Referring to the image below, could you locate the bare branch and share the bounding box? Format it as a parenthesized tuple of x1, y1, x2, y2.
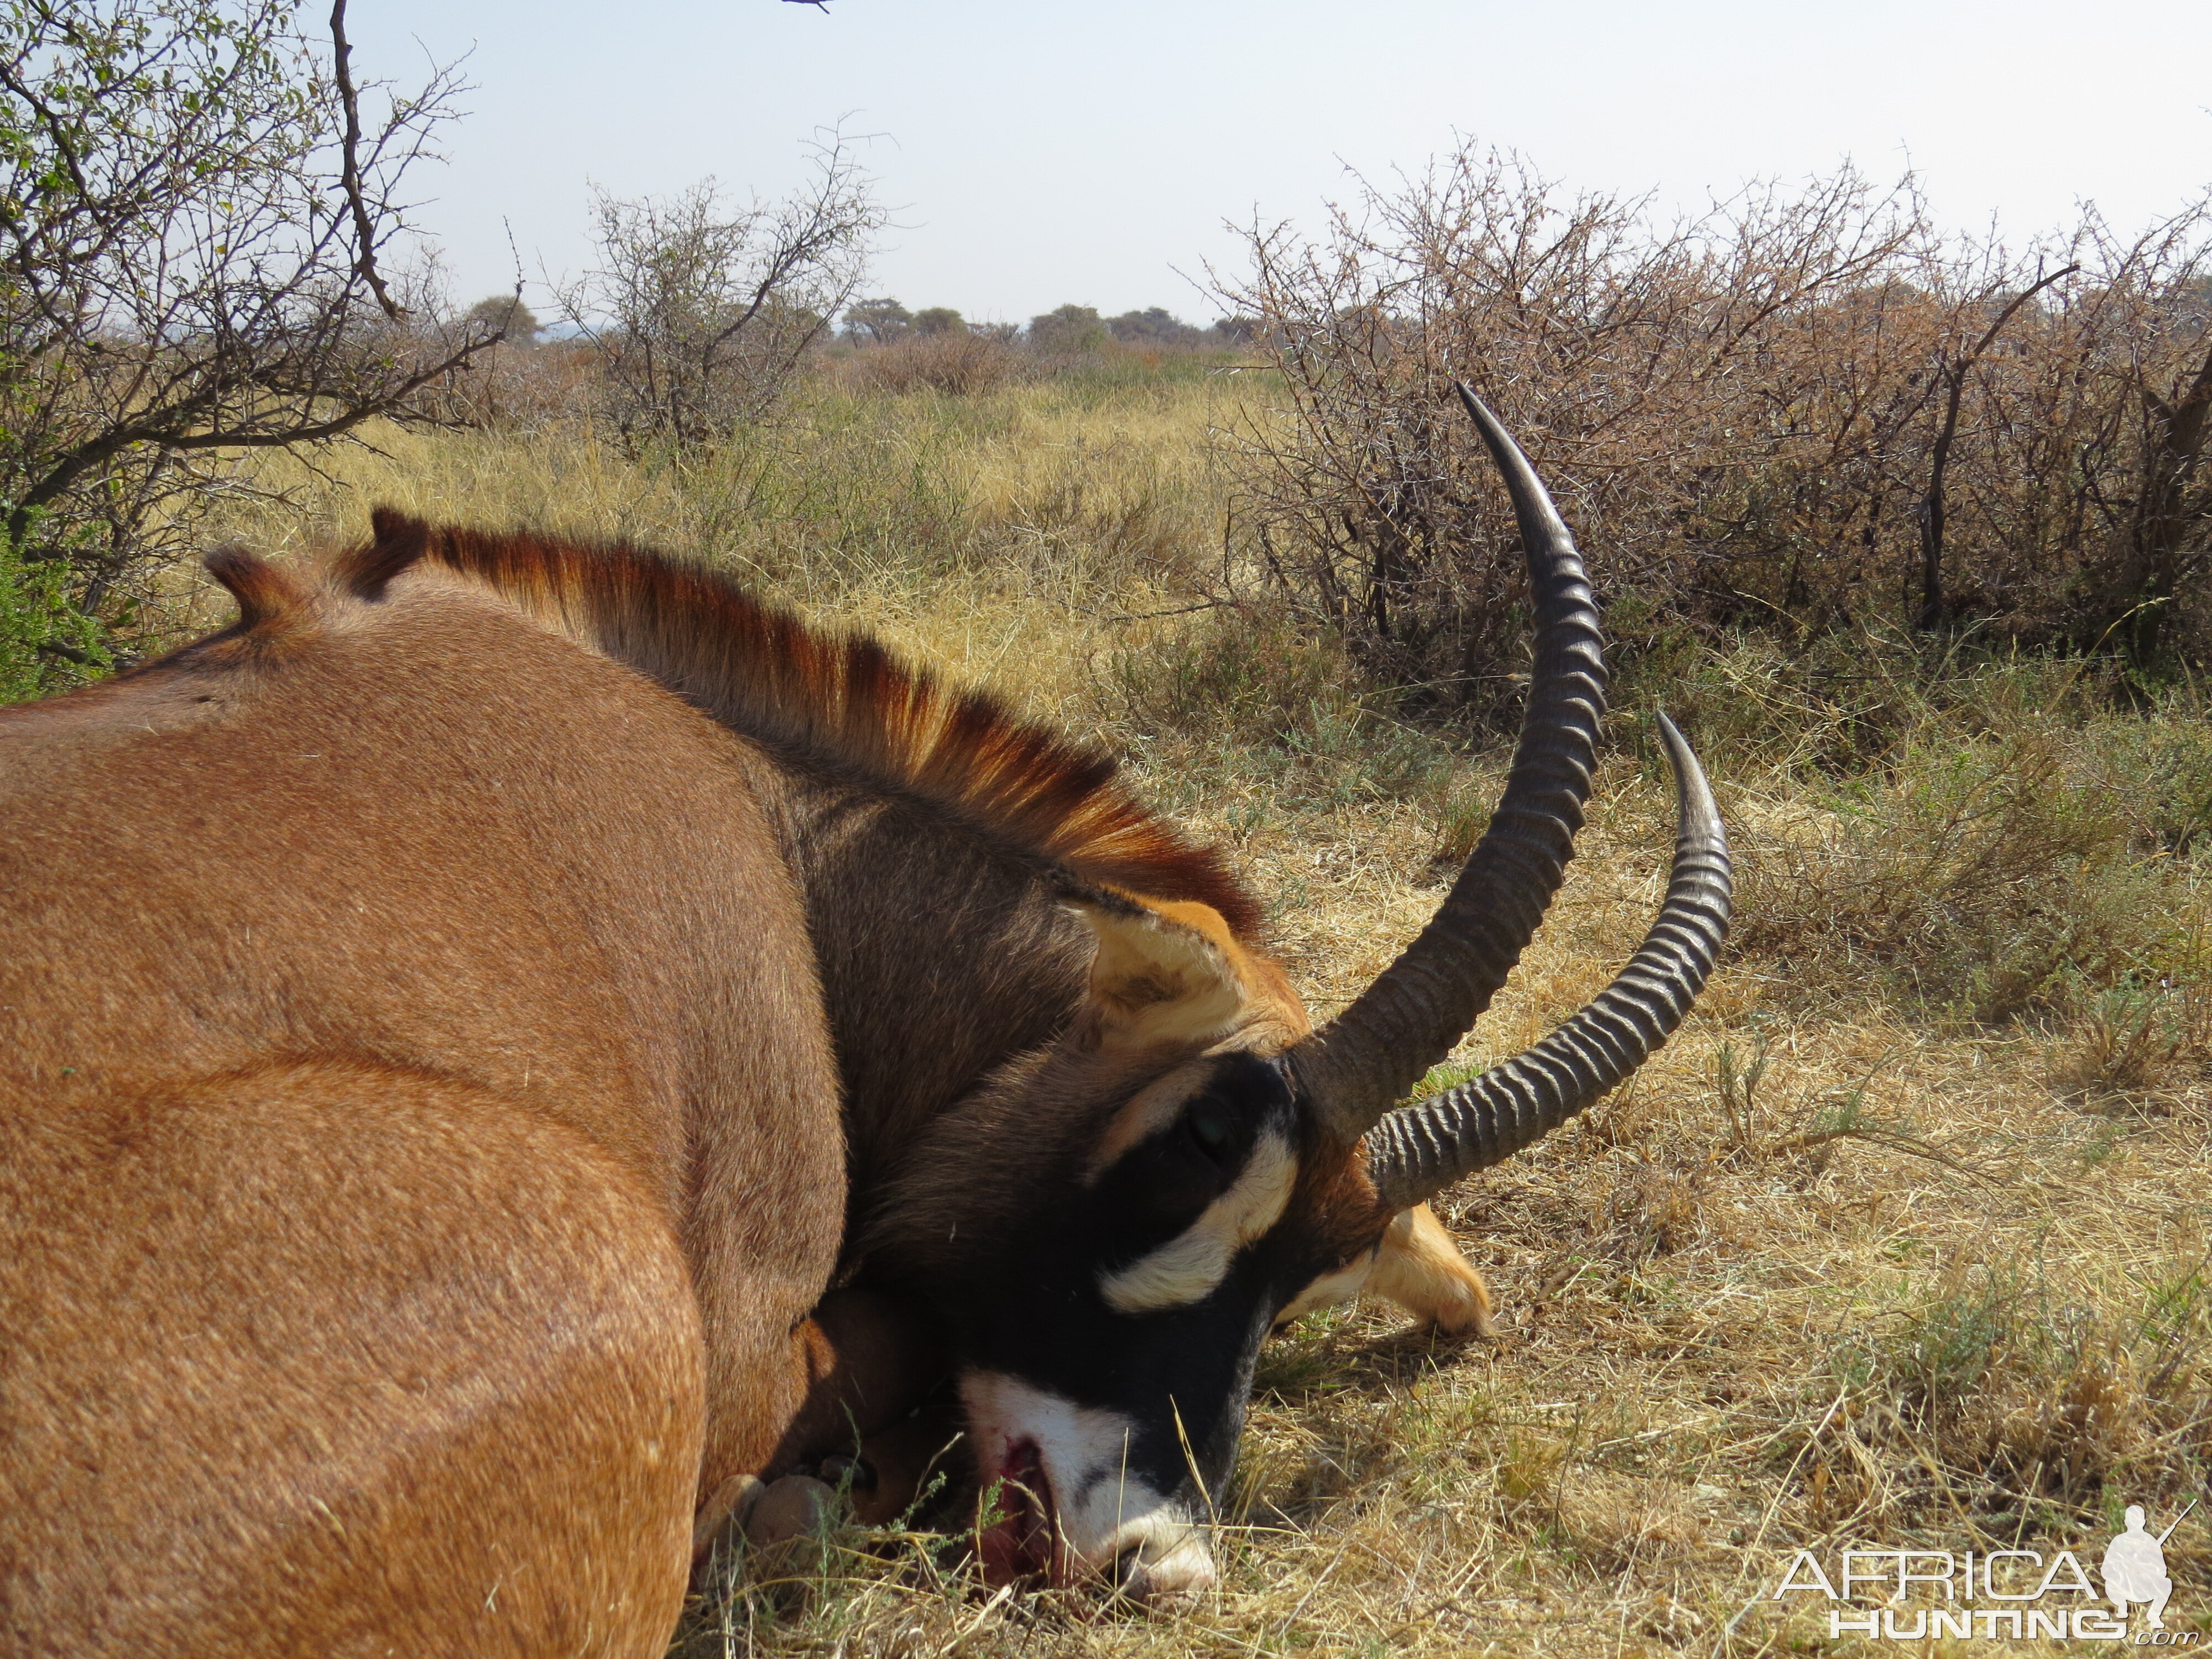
(1918, 262, 2079, 630)
(329, 0, 404, 321)
(557, 129, 884, 451)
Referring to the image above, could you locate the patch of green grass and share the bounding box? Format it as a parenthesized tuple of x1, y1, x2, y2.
(1823, 1246, 2212, 1532)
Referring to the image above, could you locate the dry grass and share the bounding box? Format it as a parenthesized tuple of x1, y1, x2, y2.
(178, 373, 1239, 733)
(843, 332, 1024, 398)
(187, 370, 2212, 1657)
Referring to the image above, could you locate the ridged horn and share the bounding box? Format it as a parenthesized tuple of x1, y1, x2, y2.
(1363, 713, 1731, 1211)
(1287, 384, 1606, 1142)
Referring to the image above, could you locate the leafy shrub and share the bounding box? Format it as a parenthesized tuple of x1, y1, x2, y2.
(1026, 304, 1108, 355)
(1, 512, 107, 703)
(0, 0, 494, 635)
(1106, 307, 1205, 347)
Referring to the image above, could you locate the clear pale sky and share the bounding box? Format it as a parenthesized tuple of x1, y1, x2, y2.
(348, 0, 2212, 327)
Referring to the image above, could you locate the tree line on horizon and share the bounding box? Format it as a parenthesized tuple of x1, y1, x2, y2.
(453, 294, 1256, 367)
(832, 298, 1256, 352)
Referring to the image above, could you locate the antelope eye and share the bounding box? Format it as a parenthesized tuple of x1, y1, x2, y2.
(1185, 1099, 1234, 1160)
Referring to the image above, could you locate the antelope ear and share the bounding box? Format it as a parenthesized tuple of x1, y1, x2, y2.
(1071, 901, 1249, 1051)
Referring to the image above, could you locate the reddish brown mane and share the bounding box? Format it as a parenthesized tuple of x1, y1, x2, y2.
(205, 542, 312, 629)
(331, 510, 1262, 937)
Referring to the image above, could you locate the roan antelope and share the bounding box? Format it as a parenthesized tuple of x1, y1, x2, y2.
(0, 390, 1727, 1650)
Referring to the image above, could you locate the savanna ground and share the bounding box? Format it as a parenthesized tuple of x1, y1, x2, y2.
(159, 358, 2211, 1657)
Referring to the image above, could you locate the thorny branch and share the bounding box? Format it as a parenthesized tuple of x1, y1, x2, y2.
(1917, 262, 2079, 630)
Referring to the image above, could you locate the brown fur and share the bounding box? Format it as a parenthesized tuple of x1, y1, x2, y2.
(2, 549, 846, 1655)
(321, 519, 1496, 1546)
(329, 515, 1279, 1231)
(4, 1064, 701, 1656)
(206, 541, 314, 628)
(1372, 1205, 1495, 1335)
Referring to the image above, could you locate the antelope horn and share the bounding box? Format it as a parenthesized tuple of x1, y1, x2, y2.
(1363, 713, 1731, 1211)
(1288, 385, 1606, 1142)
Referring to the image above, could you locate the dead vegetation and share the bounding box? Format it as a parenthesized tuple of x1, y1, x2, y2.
(1225, 153, 2212, 707)
(176, 367, 2212, 1657)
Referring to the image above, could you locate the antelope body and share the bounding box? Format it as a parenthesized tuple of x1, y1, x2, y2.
(0, 394, 1729, 1648)
(1, 545, 849, 1653)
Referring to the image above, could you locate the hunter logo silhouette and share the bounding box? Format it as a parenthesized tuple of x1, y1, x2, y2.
(2105, 1500, 2195, 1630)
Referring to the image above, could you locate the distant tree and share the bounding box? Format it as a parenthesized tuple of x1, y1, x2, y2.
(1211, 316, 1262, 346)
(1107, 307, 1202, 347)
(466, 294, 542, 344)
(842, 296, 912, 345)
(1028, 304, 1106, 354)
(912, 306, 967, 337)
(557, 130, 884, 452)
(0, 0, 499, 691)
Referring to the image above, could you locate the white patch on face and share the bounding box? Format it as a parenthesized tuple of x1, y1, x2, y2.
(1272, 1254, 1376, 1329)
(1098, 1131, 1297, 1315)
(961, 1370, 1217, 1595)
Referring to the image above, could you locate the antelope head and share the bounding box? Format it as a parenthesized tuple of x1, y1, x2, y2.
(874, 388, 1731, 1598)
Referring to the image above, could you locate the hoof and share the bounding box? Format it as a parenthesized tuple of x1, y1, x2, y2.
(745, 1474, 839, 1548)
(692, 1473, 767, 1561)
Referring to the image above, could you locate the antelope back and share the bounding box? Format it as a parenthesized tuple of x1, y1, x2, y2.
(0, 550, 846, 1653)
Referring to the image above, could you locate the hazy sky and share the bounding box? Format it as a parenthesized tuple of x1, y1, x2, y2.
(349, 0, 2212, 327)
